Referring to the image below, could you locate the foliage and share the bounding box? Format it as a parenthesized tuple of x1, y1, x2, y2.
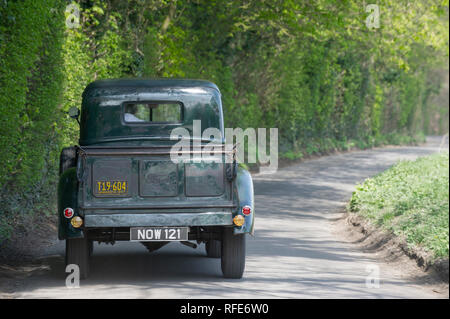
(0, 0, 65, 242)
(350, 152, 449, 259)
(0, 0, 448, 241)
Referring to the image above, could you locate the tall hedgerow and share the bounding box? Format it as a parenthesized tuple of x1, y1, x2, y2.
(0, 1, 65, 222)
(0, 1, 448, 241)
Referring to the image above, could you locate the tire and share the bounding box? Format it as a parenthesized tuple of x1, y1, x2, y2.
(205, 240, 221, 258)
(66, 237, 90, 280)
(221, 228, 246, 279)
(88, 240, 94, 257)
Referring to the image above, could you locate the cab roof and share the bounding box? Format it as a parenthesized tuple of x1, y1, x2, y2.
(84, 78, 220, 94)
(79, 78, 224, 146)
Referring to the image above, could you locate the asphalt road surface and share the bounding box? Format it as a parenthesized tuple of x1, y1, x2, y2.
(9, 136, 449, 298)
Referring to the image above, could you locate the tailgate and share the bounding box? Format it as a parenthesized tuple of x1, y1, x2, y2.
(78, 146, 234, 211)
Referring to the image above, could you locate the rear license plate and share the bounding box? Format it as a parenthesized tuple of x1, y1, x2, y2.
(130, 227, 188, 241)
(95, 180, 128, 195)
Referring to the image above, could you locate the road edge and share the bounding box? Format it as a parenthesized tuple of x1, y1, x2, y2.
(332, 207, 449, 297)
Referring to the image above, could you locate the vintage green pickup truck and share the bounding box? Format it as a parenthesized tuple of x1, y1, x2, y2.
(58, 79, 254, 279)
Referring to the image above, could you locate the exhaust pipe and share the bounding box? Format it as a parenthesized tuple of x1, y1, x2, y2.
(181, 241, 197, 249)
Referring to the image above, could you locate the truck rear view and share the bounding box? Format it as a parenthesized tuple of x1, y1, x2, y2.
(58, 79, 254, 280)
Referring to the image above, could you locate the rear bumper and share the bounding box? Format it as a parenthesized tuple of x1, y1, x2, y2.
(84, 212, 233, 228)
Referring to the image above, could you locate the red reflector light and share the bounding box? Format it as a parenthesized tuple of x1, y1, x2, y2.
(64, 208, 74, 219)
(242, 206, 251, 215)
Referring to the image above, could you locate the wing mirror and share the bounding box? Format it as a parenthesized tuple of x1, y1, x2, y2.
(68, 107, 80, 119)
(68, 107, 80, 125)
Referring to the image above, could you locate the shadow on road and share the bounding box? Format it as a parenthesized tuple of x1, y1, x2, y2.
(7, 137, 447, 298)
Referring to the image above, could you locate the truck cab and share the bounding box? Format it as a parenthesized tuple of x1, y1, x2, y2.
(58, 79, 254, 279)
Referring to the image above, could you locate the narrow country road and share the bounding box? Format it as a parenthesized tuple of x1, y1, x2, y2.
(8, 137, 449, 298)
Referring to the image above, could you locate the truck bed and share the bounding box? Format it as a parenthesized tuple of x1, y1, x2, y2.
(77, 145, 235, 215)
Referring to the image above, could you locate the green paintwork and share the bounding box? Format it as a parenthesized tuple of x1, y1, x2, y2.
(84, 212, 233, 228)
(80, 79, 224, 146)
(140, 161, 178, 197)
(58, 78, 254, 239)
(233, 167, 255, 235)
(81, 154, 230, 210)
(57, 167, 83, 239)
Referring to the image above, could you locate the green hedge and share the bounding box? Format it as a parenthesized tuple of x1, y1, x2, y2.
(0, 1, 65, 222)
(0, 1, 448, 241)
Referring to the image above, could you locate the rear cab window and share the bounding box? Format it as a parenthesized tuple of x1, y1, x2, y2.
(123, 102, 183, 124)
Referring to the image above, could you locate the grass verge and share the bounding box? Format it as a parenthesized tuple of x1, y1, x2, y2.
(349, 152, 449, 266)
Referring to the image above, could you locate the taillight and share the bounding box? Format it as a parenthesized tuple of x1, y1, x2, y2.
(64, 207, 74, 219)
(242, 205, 251, 216)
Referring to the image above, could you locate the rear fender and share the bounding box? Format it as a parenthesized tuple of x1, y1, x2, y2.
(58, 167, 84, 240)
(233, 167, 254, 235)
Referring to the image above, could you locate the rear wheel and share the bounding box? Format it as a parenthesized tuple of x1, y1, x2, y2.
(205, 240, 221, 258)
(88, 240, 94, 257)
(221, 228, 246, 279)
(66, 237, 90, 279)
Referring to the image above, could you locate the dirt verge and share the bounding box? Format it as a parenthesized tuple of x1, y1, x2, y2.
(0, 214, 58, 298)
(333, 208, 449, 297)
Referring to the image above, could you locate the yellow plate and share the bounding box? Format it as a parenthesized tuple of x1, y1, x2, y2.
(95, 180, 128, 194)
